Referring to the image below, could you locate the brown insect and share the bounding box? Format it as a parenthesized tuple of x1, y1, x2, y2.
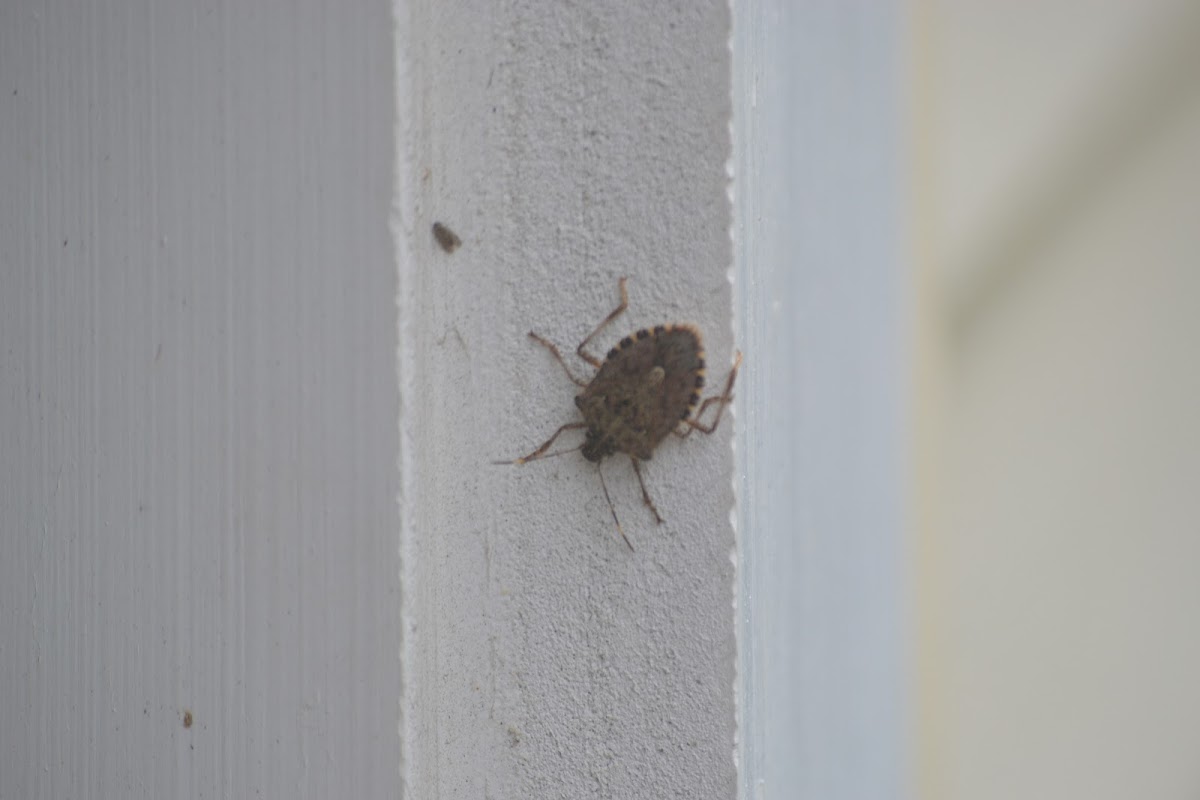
(431, 221, 461, 253)
(496, 277, 741, 550)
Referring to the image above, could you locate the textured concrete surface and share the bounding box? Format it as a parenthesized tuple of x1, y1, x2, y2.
(397, 2, 738, 797)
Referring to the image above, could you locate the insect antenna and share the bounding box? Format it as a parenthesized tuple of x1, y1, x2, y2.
(597, 464, 634, 551)
(491, 442, 584, 466)
(492, 421, 587, 465)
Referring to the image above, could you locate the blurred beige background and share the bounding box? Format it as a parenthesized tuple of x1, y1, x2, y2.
(915, 1, 1200, 798)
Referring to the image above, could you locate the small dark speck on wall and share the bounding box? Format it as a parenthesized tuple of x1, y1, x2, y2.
(432, 222, 462, 253)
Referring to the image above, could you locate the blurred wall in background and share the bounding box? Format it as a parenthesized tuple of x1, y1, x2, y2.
(917, 1, 1200, 797)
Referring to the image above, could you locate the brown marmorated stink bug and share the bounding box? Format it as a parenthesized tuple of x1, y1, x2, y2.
(495, 277, 741, 550)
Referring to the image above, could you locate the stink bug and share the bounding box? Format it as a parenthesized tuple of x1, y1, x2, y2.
(496, 277, 741, 550)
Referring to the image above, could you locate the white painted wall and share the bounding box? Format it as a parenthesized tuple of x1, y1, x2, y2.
(0, 2, 399, 797)
(396, 2, 738, 797)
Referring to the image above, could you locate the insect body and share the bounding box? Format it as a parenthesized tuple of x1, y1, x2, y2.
(497, 277, 741, 550)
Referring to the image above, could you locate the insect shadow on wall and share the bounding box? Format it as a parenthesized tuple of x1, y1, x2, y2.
(495, 277, 741, 550)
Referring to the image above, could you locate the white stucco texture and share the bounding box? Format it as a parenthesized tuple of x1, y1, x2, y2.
(398, 2, 738, 797)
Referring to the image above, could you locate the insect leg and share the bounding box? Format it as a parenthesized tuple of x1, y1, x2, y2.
(597, 464, 635, 551)
(576, 276, 630, 368)
(630, 457, 664, 525)
(493, 422, 587, 465)
(675, 395, 725, 437)
(679, 350, 742, 435)
(527, 332, 589, 387)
